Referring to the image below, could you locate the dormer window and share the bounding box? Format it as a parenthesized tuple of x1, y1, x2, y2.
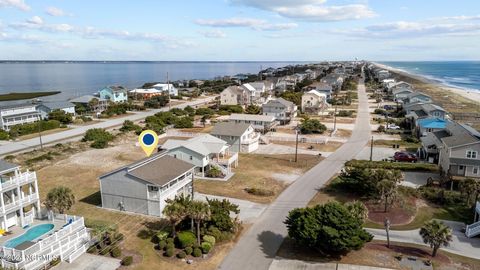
(466, 150, 477, 159)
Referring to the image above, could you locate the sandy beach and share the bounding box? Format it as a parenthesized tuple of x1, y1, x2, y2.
(373, 62, 480, 104)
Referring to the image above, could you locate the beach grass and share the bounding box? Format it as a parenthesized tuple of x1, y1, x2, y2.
(0, 91, 61, 101)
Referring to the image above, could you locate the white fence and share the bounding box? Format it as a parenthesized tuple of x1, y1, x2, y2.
(262, 134, 329, 144)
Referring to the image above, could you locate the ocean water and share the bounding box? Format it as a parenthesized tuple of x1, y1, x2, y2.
(0, 61, 303, 102)
(381, 61, 480, 92)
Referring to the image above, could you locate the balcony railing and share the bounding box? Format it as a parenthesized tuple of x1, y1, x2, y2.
(1, 193, 39, 214)
(0, 171, 36, 192)
(214, 152, 238, 165)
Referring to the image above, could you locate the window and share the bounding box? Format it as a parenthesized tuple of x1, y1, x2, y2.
(189, 156, 193, 160)
(459, 165, 465, 170)
(148, 186, 159, 192)
(474, 167, 479, 174)
(173, 154, 177, 158)
(466, 150, 478, 159)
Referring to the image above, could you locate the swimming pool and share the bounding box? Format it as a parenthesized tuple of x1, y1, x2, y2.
(4, 224, 54, 248)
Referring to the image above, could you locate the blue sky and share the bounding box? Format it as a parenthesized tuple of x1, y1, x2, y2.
(0, 0, 479, 61)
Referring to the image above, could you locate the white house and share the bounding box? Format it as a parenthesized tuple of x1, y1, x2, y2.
(228, 113, 277, 133)
(211, 122, 260, 153)
(152, 83, 178, 96)
(0, 103, 41, 131)
(161, 134, 239, 177)
(301, 90, 328, 114)
(220, 86, 250, 106)
(0, 160, 90, 270)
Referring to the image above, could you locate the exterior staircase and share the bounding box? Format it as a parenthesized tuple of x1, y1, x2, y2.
(209, 160, 229, 176)
(465, 201, 480, 238)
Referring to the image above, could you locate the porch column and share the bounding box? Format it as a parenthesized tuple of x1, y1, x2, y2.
(35, 200, 41, 218)
(19, 207, 24, 227)
(2, 215, 6, 230)
(0, 192, 4, 214)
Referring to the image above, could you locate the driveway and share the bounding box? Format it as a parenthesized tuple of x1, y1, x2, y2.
(55, 253, 120, 270)
(219, 72, 372, 270)
(194, 193, 267, 223)
(0, 96, 216, 156)
(354, 146, 397, 161)
(367, 220, 480, 260)
(269, 259, 393, 270)
(401, 172, 439, 188)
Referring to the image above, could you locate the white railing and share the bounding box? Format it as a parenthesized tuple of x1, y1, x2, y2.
(466, 221, 480, 238)
(0, 215, 90, 269)
(263, 134, 329, 144)
(1, 193, 39, 215)
(0, 171, 36, 192)
(165, 130, 203, 138)
(242, 133, 260, 144)
(214, 152, 238, 165)
(476, 201, 480, 214)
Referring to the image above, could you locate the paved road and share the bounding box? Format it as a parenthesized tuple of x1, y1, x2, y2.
(367, 220, 480, 259)
(0, 96, 216, 156)
(219, 73, 372, 270)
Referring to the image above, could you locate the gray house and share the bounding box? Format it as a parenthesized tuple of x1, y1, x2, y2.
(435, 122, 480, 178)
(211, 122, 260, 153)
(228, 113, 277, 133)
(262, 98, 297, 125)
(36, 101, 76, 119)
(404, 92, 432, 105)
(99, 153, 195, 217)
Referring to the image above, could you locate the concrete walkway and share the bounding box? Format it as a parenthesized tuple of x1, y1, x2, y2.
(55, 253, 120, 270)
(401, 172, 439, 188)
(219, 72, 372, 270)
(0, 96, 216, 156)
(194, 192, 267, 223)
(367, 220, 480, 259)
(269, 259, 393, 270)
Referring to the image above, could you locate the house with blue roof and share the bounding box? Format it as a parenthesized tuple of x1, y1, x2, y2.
(98, 86, 128, 103)
(417, 118, 448, 137)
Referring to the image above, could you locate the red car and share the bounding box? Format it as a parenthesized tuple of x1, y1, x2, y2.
(393, 152, 417, 162)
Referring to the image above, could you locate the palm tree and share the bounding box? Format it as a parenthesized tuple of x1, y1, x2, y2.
(459, 178, 479, 206)
(377, 179, 397, 213)
(44, 186, 75, 214)
(162, 200, 186, 238)
(419, 220, 453, 257)
(173, 194, 194, 231)
(190, 201, 211, 244)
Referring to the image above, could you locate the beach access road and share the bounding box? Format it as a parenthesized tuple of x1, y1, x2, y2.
(0, 96, 217, 156)
(219, 70, 372, 270)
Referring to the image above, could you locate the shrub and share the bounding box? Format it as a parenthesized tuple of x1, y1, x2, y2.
(48, 109, 73, 124)
(120, 120, 141, 133)
(201, 242, 212, 254)
(377, 125, 386, 133)
(195, 107, 215, 115)
(83, 128, 114, 142)
(176, 231, 196, 248)
(206, 167, 224, 178)
(137, 229, 154, 240)
(8, 120, 61, 138)
(121, 256, 133, 266)
(300, 119, 327, 134)
(90, 140, 108, 149)
(245, 187, 274, 196)
(164, 248, 175, 257)
(374, 108, 386, 115)
(154, 230, 169, 243)
(174, 117, 194, 128)
(404, 136, 419, 143)
(166, 237, 174, 245)
(0, 129, 9, 140)
(177, 251, 187, 259)
(219, 105, 243, 114)
(203, 235, 216, 246)
(184, 246, 193, 255)
(192, 247, 202, 257)
(110, 246, 122, 258)
(144, 95, 169, 108)
(166, 242, 175, 250)
(206, 226, 234, 242)
(337, 110, 353, 117)
(114, 232, 124, 242)
(158, 240, 167, 250)
(99, 247, 110, 255)
(87, 245, 96, 254)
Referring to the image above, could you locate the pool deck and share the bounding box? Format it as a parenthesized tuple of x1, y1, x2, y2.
(0, 219, 66, 249)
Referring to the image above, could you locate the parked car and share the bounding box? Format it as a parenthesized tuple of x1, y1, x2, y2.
(394, 152, 417, 162)
(383, 105, 394, 110)
(387, 124, 401, 130)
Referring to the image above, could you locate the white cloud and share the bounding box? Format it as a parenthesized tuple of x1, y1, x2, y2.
(45, 6, 69, 17)
(7, 17, 194, 49)
(229, 0, 375, 21)
(0, 0, 30, 11)
(27, 16, 43, 25)
(194, 17, 297, 31)
(200, 30, 227, 38)
(333, 16, 480, 39)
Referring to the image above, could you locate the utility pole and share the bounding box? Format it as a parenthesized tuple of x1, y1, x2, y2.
(333, 103, 338, 132)
(167, 72, 171, 110)
(38, 118, 44, 150)
(295, 127, 299, 163)
(384, 218, 391, 248)
(370, 136, 374, 161)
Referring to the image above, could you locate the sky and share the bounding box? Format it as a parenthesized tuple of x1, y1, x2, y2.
(0, 0, 480, 61)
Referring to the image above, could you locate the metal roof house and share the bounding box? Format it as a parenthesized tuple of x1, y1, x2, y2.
(99, 152, 195, 217)
(228, 113, 277, 133)
(36, 101, 76, 119)
(262, 98, 298, 125)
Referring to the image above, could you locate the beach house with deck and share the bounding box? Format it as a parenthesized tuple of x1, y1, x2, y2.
(0, 160, 90, 270)
(211, 122, 259, 153)
(98, 86, 128, 103)
(0, 103, 41, 131)
(99, 153, 195, 217)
